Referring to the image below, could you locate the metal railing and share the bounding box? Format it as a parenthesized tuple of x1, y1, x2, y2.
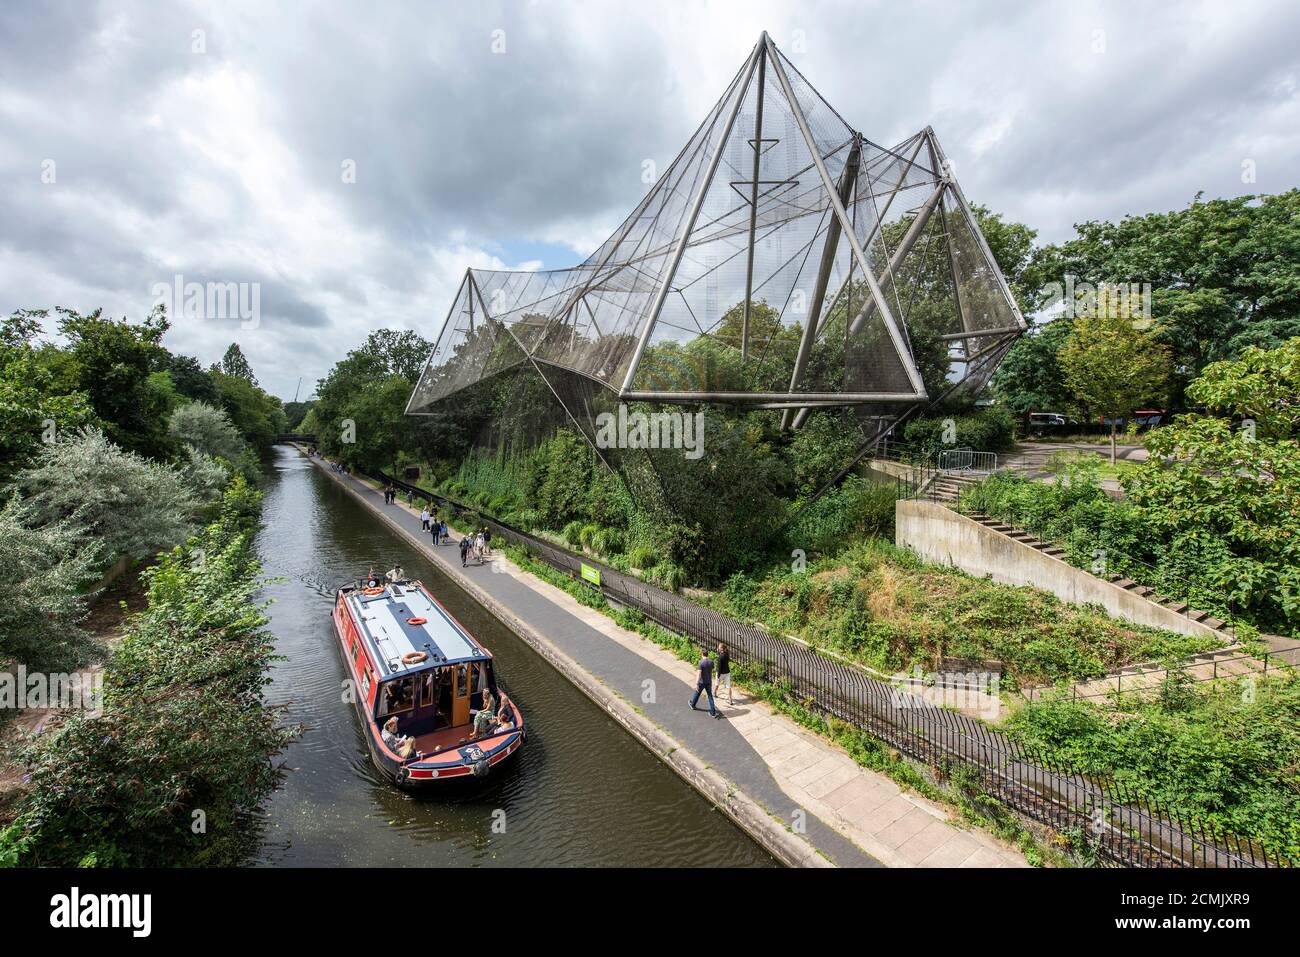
(364, 466, 1280, 868)
(938, 447, 998, 473)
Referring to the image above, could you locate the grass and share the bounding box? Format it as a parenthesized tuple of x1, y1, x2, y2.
(703, 538, 1223, 691)
(1008, 674, 1300, 864)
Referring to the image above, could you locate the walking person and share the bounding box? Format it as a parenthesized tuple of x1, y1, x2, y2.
(459, 534, 471, 568)
(715, 642, 733, 706)
(481, 526, 492, 556)
(440, 520, 449, 545)
(420, 507, 430, 531)
(689, 650, 719, 718)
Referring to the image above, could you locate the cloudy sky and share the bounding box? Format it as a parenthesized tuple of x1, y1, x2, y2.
(3, 0, 1297, 400)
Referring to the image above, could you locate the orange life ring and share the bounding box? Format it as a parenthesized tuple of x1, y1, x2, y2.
(363, 586, 384, 596)
(402, 651, 428, 664)
(406, 617, 428, 626)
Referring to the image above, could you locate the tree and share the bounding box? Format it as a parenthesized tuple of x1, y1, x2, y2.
(992, 317, 1075, 422)
(211, 371, 285, 456)
(56, 306, 176, 460)
(219, 343, 258, 386)
(0, 310, 96, 480)
(311, 329, 431, 469)
(168, 402, 246, 463)
(1058, 311, 1171, 463)
(1031, 190, 1300, 404)
(12, 428, 204, 562)
(1126, 338, 1300, 632)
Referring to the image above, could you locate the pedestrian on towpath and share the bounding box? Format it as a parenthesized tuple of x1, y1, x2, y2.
(420, 507, 430, 531)
(689, 650, 719, 718)
(460, 534, 471, 568)
(715, 642, 733, 706)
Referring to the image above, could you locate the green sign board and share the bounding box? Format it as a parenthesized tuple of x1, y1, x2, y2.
(580, 562, 601, 587)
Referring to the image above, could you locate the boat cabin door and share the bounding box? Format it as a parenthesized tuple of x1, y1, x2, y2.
(452, 663, 471, 727)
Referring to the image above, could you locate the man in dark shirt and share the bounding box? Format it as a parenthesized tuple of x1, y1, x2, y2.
(689, 651, 720, 718)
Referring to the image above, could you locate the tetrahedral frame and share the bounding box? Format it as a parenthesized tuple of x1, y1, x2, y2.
(407, 32, 1026, 443)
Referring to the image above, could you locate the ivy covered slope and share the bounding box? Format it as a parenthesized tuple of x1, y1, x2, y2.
(0, 477, 296, 867)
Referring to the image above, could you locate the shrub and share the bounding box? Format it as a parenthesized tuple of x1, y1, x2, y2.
(0, 478, 297, 866)
(788, 475, 898, 557)
(11, 428, 204, 564)
(903, 407, 1016, 458)
(591, 528, 625, 556)
(561, 520, 585, 547)
(627, 545, 657, 570)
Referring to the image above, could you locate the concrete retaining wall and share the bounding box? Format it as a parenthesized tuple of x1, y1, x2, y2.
(895, 499, 1222, 640)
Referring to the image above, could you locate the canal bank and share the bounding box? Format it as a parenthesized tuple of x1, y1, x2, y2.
(306, 450, 1028, 868)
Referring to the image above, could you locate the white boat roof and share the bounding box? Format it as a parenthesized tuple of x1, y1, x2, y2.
(346, 583, 486, 678)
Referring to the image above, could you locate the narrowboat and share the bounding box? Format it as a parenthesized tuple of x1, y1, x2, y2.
(332, 576, 525, 788)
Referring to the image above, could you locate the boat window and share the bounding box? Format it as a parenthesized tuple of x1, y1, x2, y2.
(380, 677, 415, 717)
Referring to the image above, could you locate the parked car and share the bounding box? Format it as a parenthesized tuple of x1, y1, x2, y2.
(1028, 412, 1071, 436)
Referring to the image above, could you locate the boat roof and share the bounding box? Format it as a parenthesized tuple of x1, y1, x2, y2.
(344, 582, 488, 680)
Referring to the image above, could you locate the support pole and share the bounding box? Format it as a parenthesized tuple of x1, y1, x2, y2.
(764, 35, 926, 398)
(846, 180, 947, 336)
(619, 37, 764, 396)
(780, 135, 861, 429)
(740, 44, 767, 363)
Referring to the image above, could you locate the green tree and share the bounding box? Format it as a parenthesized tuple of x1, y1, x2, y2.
(219, 342, 258, 385)
(1058, 311, 1171, 462)
(1126, 338, 1300, 631)
(168, 401, 246, 463)
(56, 306, 176, 459)
(1031, 190, 1300, 404)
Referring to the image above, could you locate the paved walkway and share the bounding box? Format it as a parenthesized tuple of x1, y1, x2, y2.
(313, 456, 1028, 868)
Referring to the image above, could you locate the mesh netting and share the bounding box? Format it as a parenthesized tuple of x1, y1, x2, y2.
(408, 34, 1025, 442)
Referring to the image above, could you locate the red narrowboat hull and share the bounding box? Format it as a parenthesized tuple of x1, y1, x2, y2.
(332, 581, 525, 789)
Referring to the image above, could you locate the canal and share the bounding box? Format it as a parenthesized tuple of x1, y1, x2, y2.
(253, 447, 776, 866)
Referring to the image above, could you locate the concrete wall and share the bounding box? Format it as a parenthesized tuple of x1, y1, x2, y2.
(895, 499, 1223, 640)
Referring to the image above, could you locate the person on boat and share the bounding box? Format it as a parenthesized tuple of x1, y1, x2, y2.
(471, 705, 497, 738)
(386, 565, 404, 584)
(382, 717, 416, 758)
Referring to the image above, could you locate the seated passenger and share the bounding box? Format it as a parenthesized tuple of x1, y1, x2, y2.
(471, 707, 496, 738)
(386, 565, 404, 583)
(382, 717, 415, 758)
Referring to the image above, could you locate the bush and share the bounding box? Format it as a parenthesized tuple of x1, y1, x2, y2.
(902, 407, 1016, 458)
(628, 545, 657, 570)
(590, 528, 625, 556)
(0, 478, 297, 866)
(788, 475, 899, 557)
(0, 496, 103, 672)
(561, 520, 585, 547)
(11, 427, 204, 564)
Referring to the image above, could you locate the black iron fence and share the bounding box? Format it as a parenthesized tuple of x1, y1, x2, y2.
(364, 466, 1279, 868)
